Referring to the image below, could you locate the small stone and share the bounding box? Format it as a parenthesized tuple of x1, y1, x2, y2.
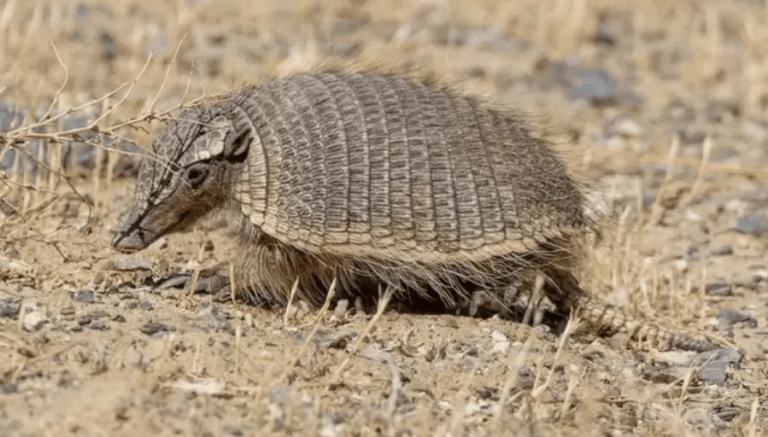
(490, 330, 508, 343)
(0, 297, 21, 319)
(204, 240, 215, 252)
(140, 321, 174, 337)
(23, 310, 47, 332)
(714, 405, 740, 422)
(734, 209, 768, 237)
(717, 309, 757, 335)
(60, 306, 76, 316)
(1, 383, 18, 394)
(3, 246, 20, 259)
(695, 349, 743, 386)
(196, 304, 232, 332)
(705, 283, 732, 297)
(710, 246, 733, 256)
(137, 300, 154, 311)
(85, 321, 108, 331)
(491, 340, 510, 354)
(74, 289, 95, 304)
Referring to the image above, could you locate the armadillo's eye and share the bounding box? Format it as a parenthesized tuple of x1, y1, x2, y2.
(185, 164, 209, 188)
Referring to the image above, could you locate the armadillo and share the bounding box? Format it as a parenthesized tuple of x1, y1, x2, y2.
(112, 71, 717, 351)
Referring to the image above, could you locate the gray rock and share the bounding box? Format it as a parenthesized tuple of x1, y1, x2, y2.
(140, 321, 175, 337)
(137, 300, 154, 311)
(717, 309, 758, 335)
(0, 297, 21, 319)
(196, 304, 232, 332)
(705, 283, 732, 297)
(695, 349, 743, 386)
(74, 289, 95, 304)
(22, 309, 48, 332)
(85, 320, 108, 331)
(714, 405, 741, 422)
(1, 383, 18, 395)
(734, 208, 768, 237)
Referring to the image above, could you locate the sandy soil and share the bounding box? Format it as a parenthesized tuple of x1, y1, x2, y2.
(1, 0, 767, 436)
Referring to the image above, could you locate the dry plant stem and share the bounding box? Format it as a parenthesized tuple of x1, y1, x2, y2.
(143, 33, 187, 114)
(748, 397, 759, 437)
(492, 333, 534, 426)
(386, 360, 402, 418)
(40, 39, 68, 125)
(447, 360, 479, 437)
(186, 242, 207, 299)
(685, 134, 712, 204)
(329, 285, 393, 386)
(234, 324, 241, 375)
(531, 314, 575, 398)
(279, 277, 338, 383)
(283, 277, 301, 328)
(558, 366, 583, 426)
(228, 262, 236, 304)
(594, 143, 768, 180)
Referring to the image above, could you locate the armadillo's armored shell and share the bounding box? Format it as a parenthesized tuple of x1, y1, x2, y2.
(227, 72, 593, 264)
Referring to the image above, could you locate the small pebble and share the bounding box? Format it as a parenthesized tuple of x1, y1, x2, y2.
(22, 310, 47, 332)
(734, 208, 768, 237)
(140, 321, 175, 337)
(85, 321, 108, 331)
(60, 306, 76, 316)
(196, 304, 232, 332)
(710, 246, 733, 256)
(1, 383, 18, 394)
(717, 309, 757, 335)
(74, 289, 95, 304)
(696, 349, 743, 386)
(0, 297, 21, 319)
(705, 283, 732, 297)
(714, 405, 741, 422)
(137, 300, 154, 311)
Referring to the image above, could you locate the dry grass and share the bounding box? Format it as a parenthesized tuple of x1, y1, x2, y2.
(1, 0, 767, 436)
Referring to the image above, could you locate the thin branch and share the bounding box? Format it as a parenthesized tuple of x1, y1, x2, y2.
(40, 39, 69, 123)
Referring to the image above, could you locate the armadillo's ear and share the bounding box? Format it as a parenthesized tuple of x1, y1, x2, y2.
(224, 129, 249, 163)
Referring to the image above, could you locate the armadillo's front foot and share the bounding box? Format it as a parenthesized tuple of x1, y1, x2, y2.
(156, 264, 230, 296)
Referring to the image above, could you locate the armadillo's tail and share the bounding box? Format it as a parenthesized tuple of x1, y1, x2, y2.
(544, 269, 719, 352)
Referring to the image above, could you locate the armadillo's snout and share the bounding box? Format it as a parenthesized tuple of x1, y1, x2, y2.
(112, 223, 153, 251)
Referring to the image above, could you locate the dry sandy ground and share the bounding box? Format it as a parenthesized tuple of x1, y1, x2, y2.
(1, 0, 767, 436)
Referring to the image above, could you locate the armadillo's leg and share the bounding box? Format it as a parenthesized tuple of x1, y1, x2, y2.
(542, 269, 719, 352)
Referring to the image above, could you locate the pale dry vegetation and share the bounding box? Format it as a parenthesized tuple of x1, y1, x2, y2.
(1, 0, 767, 436)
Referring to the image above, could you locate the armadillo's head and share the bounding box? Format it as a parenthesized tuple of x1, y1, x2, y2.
(112, 106, 249, 251)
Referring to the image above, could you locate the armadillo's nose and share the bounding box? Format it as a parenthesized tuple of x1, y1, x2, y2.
(112, 224, 152, 251)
